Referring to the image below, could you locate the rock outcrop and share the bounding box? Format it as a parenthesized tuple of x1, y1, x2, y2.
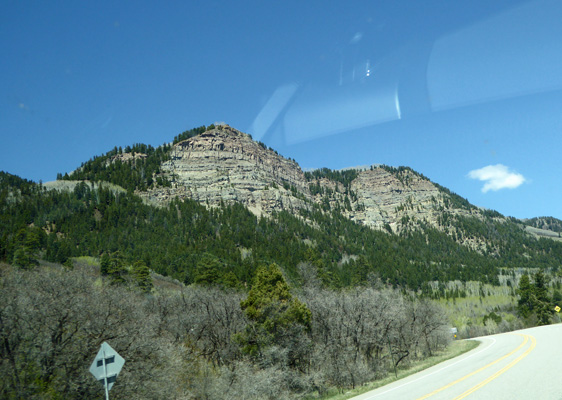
(346, 167, 443, 231)
(138, 125, 308, 216)
(136, 126, 487, 238)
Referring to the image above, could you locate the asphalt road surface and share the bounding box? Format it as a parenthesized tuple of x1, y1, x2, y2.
(352, 323, 562, 400)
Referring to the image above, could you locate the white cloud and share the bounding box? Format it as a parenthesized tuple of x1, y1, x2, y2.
(468, 164, 526, 193)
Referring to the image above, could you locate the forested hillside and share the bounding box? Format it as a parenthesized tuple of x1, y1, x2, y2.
(3, 165, 562, 290)
(522, 216, 562, 234)
(0, 171, 513, 289)
(42, 125, 562, 283)
(59, 126, 211, 192)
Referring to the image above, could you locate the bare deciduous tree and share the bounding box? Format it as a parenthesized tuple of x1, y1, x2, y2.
(0, 264, 451, 399)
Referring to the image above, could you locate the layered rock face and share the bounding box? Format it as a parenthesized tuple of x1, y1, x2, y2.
(139, 126, 308, 215)
(137, 126, 485, 236)
(346, 168, 443, 231)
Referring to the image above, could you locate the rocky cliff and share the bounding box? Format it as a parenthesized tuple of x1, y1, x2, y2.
(136, 126, 488, 238)
(138, 125, 308, 216)
(346, 167, 443, 230)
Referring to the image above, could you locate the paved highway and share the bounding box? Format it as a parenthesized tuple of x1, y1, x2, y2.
(352, 324, 562, 399)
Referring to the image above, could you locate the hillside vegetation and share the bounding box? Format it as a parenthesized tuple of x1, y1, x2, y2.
(0, 171, 511, 289)
(1, 262, 451, 399)
(523, 216, 562, 233)
(3, 122, 562, 290)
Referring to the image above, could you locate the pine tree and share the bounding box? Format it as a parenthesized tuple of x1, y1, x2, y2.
(100, 253, 111, 276)
(13, 247, 32, 269)
(517, 271, 553, 325)
(533, 271, 552, 325)
(516, 274, 534, 318)
(238, 264, 311, 357)
(133, 260, 153, 293)
(103, 253, 126, 285)
(194, 253, 222, 285)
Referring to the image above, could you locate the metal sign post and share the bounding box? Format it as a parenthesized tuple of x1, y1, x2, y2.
(90, 342, 125, 399)
(102, 347, 109, 400)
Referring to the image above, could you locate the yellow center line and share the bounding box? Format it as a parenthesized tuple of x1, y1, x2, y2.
(452, 334, 536, 400)
(416, 334, 530, 400)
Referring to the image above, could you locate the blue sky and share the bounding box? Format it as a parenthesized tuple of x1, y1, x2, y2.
(2, 0, 562, 220)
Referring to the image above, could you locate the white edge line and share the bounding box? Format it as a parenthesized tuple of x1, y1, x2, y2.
(360, 338, 497, 399)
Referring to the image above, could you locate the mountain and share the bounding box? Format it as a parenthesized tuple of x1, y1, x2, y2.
(3, 124, 562, 289)
(64, 124, 560, 252)
(137, 125, 470, 231)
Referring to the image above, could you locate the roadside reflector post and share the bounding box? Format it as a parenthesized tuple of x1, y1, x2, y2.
(451, 327, 458, 339)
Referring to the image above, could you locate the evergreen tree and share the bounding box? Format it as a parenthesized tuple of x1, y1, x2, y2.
(62, 258, 74, 270)
(100, 253, 111, 276)
(11, 227, 41, 268)
(194, 253, 222, 286)
(133, 260, 153, 293)
(517, 271, 553, 325)
(12, 247, 34, 269)
(106, 252, 126, 285)
(220, 271, 241, 289)
(533, 271, 552, 325)
(516, 274, 534, 318)
(238, 264, 311, 359)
